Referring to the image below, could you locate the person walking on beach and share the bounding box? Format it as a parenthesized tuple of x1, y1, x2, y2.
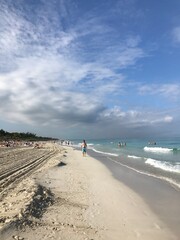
(81, 140, 87, 157)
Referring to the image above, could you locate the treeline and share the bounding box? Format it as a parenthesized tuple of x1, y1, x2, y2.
(0, 129, 58, 141)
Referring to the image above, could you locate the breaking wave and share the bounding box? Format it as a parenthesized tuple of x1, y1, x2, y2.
(128, 155, 141, 159)
(145, 158, 180, 173)
(144, 146, 172, 153)
(92, 148, 119, 157)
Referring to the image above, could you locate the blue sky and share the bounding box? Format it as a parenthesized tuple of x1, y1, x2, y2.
(0, 0, 180, 139)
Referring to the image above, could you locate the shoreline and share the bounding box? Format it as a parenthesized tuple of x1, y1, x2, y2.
(87, 145, 180, 189)
(0, 144, 179, 239)
(87, 148, 180, 238)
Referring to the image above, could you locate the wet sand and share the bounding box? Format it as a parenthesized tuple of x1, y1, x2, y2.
(0, 144, 179, 240)
(88, 149, 180, 238)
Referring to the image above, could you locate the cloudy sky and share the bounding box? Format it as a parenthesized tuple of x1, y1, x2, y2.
(0, 0, 180, 140)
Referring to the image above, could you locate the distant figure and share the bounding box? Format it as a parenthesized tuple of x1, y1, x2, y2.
(81, 140, 87, 157)
(148, 141, 156, 145)
(118, 142, 126, 147)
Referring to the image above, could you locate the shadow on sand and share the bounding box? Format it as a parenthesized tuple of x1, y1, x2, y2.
(57, 162, 66, 167)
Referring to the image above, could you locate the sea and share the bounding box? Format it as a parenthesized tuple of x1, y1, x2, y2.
(70, 138, 180, 189)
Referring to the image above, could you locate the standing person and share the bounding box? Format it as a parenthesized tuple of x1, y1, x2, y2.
(81, 140, 87, 157)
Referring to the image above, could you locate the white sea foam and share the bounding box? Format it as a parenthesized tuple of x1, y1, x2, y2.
(92, 148, 119, 157)
(87, 143, 94, 149)
(144, 146, 172, 153)
(145, 158, 180, 173)
(106, 157, 180, 190)
(128, 155, 141, 159)
(77, 142, 94, 147)
(87, 143, 94, 146)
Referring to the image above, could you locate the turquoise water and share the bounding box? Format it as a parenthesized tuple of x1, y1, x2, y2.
(71, 138, 180, 188)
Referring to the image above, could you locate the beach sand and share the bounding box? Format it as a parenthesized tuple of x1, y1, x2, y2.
(0, 144, 179, 240)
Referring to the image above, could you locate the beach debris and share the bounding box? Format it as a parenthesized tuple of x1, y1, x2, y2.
(12, 236, 24, 240)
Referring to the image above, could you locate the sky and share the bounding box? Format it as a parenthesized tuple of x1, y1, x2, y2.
(0, 0, 180, 140)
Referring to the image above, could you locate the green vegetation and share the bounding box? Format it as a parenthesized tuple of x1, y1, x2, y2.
(0, 129, 58, 141)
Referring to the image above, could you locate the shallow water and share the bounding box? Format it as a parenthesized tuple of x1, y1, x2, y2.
(71, 138, 180, 189)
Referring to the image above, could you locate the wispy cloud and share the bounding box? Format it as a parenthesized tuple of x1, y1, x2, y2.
(172, 26, 180, 44)
(99, 107, 173, 127)
(0, 0, 177, 138)
(138, 83, 180, 101)
(0, 0, 145, 126)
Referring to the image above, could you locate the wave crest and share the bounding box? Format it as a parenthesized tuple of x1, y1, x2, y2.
(144, 146, 172, 153)
(145, 158, 180, 173)
(92, 148, 118, 157)
(128, 155, 141, 159)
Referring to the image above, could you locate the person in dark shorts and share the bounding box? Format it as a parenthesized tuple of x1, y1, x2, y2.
(81, 140, 87, 157)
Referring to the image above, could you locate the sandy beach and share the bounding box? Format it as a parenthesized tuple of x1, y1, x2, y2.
(0, 143, 179, 240)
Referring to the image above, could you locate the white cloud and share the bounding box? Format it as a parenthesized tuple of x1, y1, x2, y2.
(138, 83, 180, 100)
(117, 47, 144, 68)
(98, 107, 173, 128)
(164, 116, 173, 123)
(1, 0, 177, 139)
(172, 26, 180, 43)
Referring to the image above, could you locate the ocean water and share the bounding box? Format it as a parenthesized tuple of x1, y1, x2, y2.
(71, 138, 180, 189)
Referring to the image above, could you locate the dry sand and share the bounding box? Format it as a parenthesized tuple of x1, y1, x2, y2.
(0, 143, 178, 240)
